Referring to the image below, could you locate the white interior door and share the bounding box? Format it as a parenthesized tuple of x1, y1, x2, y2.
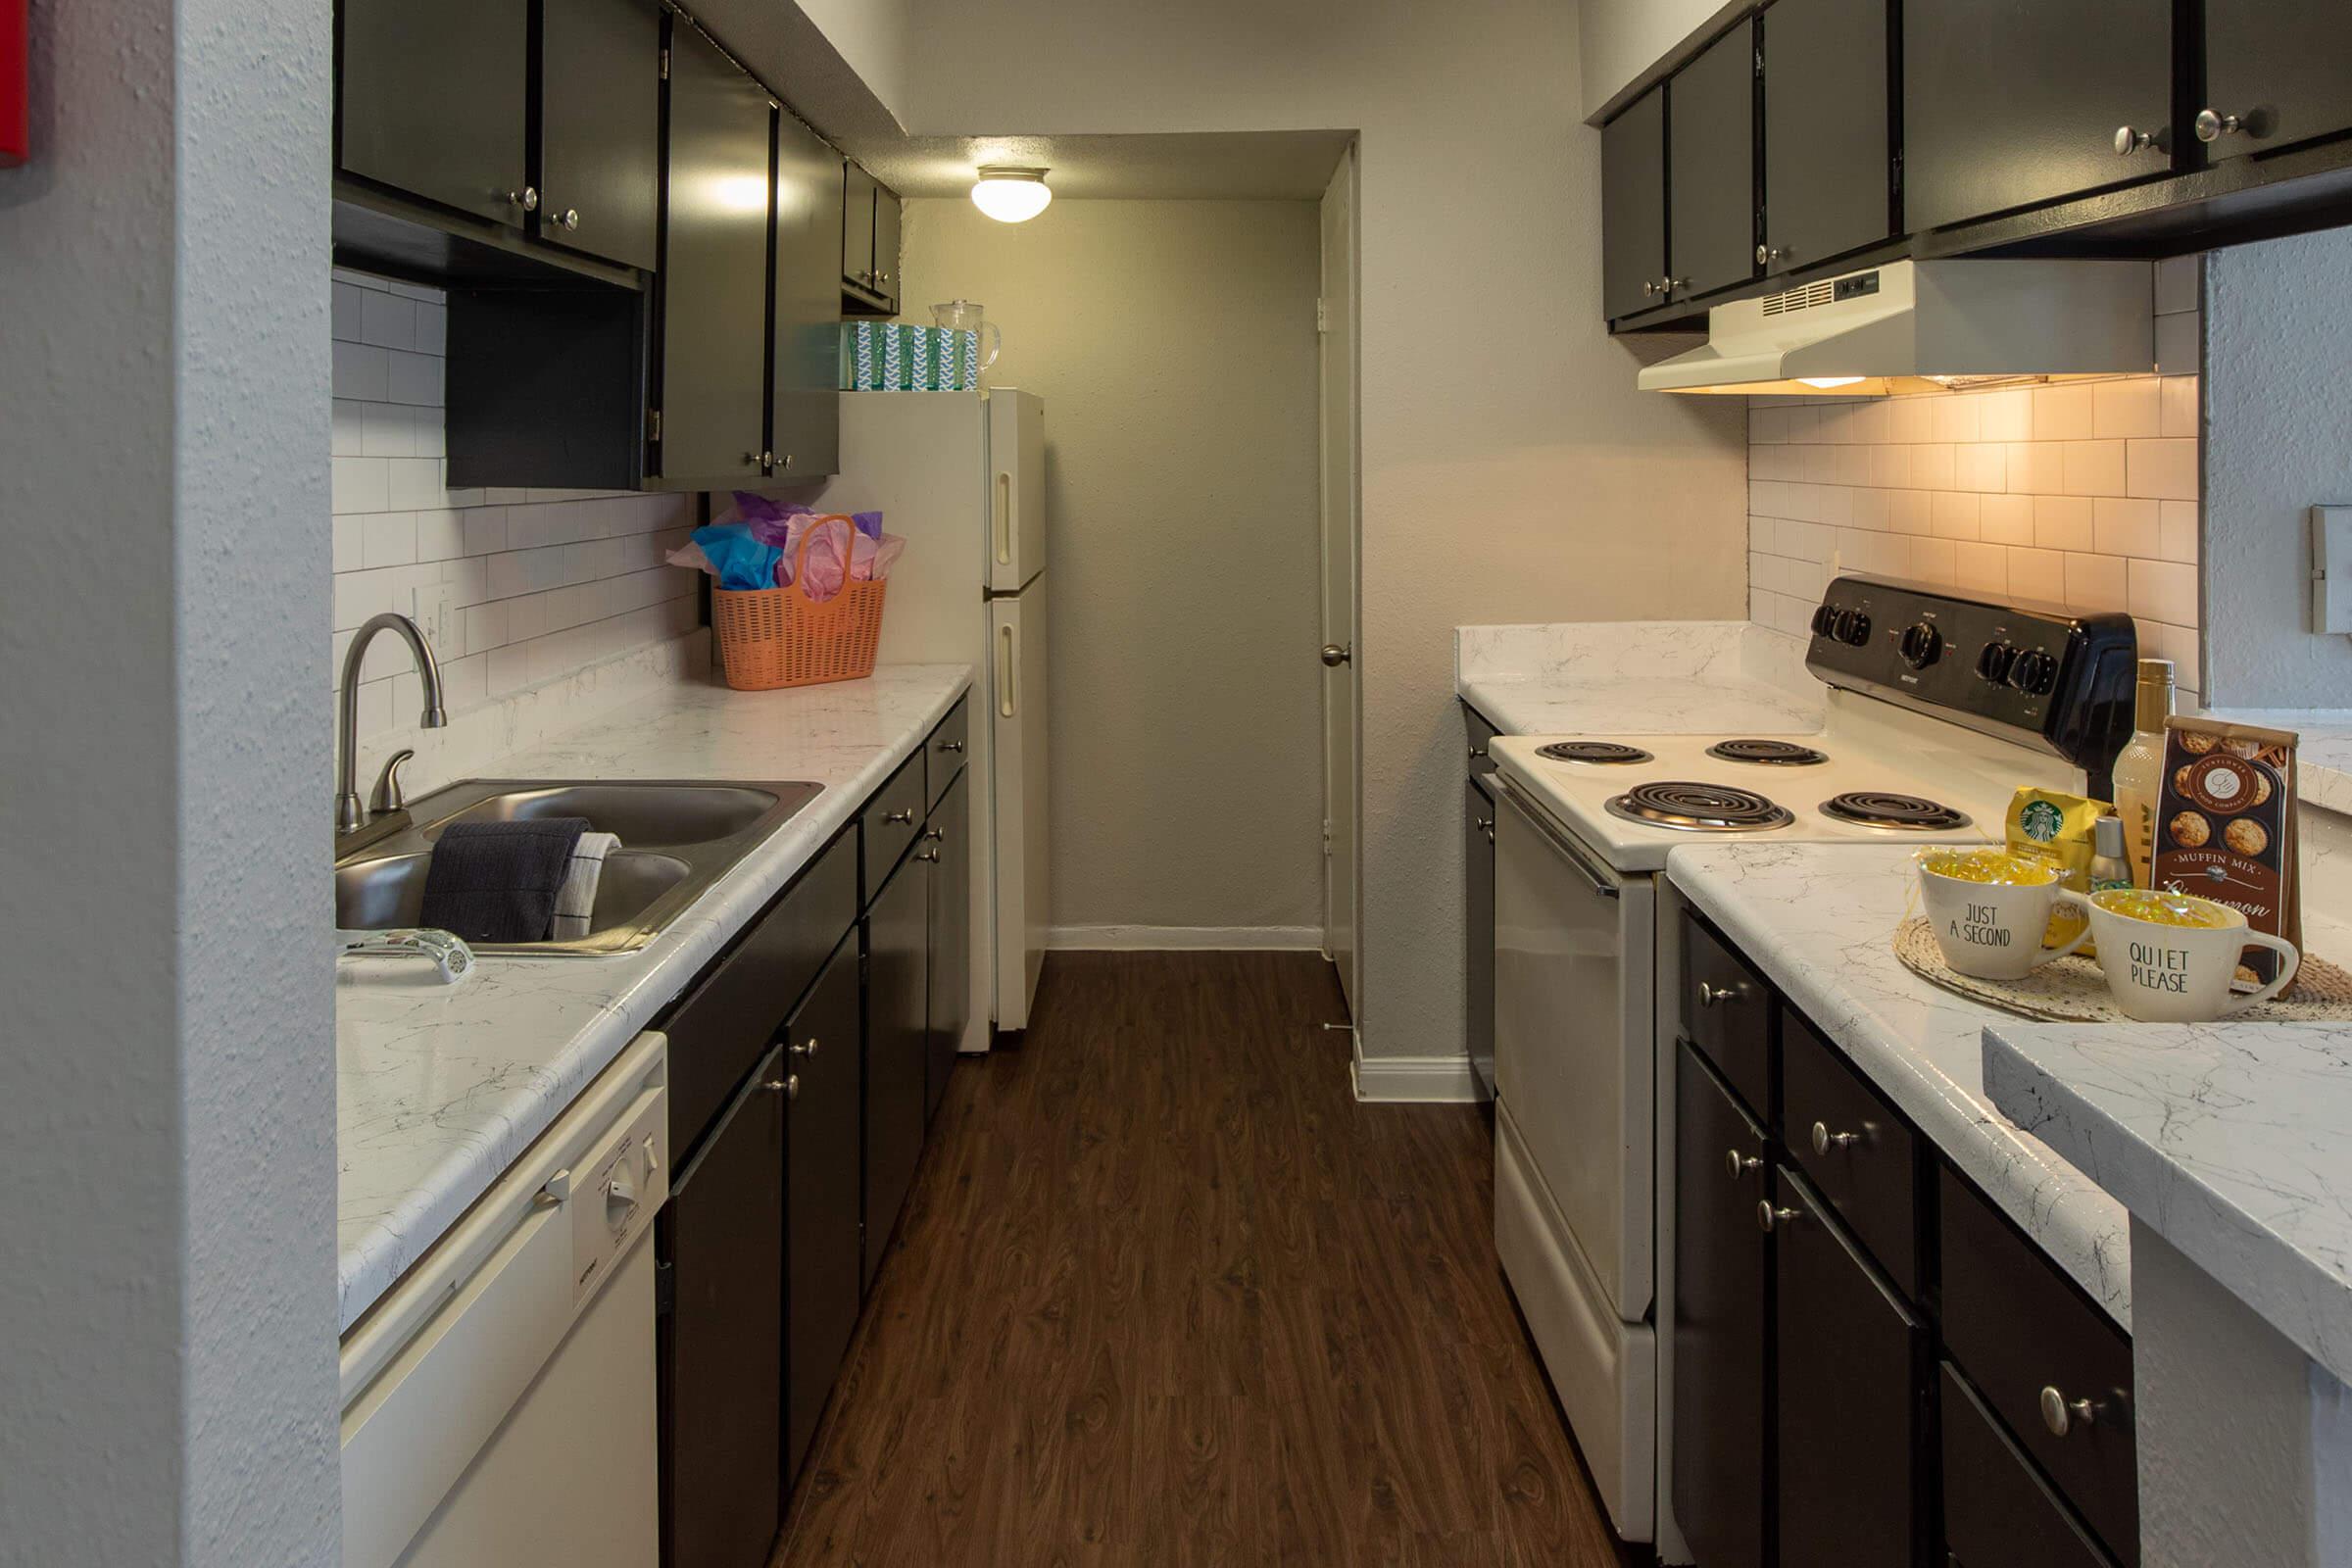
(1318, 144, 1362, 1014)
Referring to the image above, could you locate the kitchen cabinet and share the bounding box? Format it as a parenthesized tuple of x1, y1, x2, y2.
(1942, 1364, 2121, 1568)
(1771, 1165, 1923, 1567)
(1672, 1042, 1768, 1568)
(1904, 0, 2172, 232)
(1760, 0, 1890, 275)
(337, 0, 529, 227)
(862, 851, 928, 1290)
(771, 112, 844, 480)
(860, 754, 927, 900)
(655, 20, 772, 485)
(2201, 0, 2352, 163)
(1601, 87, 1669, 319)
(1668, 23, 1759, 301)
(1463, 777, 1496, 1101)
(783, 938, 862, 1486)
(538, 0, 662, 270)
(924, 768, 972, 1123)
(872, 189, 903, 311)
(659, 1044, 787, 1568)
(840, 162, 901, 313)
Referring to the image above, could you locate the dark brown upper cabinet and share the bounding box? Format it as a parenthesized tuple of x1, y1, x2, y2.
(841, 163, 903, 315)
(538, 0, 662, 270)
(2200, 0, 2352, 163)
(1669, 23, 1760, 301)
(338, 0, 530, 227)
(1904, 0, 2172, 232)
(772, 114, 844, 481)
(1760, 0, 1891, 275)
(1601, 86, 1668, 319)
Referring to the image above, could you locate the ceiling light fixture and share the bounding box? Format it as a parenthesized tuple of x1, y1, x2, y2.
(971, 166, 1052, 223)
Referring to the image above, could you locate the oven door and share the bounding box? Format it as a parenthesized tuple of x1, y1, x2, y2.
(1493, 774, 1655, 1320)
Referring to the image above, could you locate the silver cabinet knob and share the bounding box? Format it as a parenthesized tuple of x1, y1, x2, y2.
(1468, 743, 1488, 760)
(743, 451, 764, 468)
(915, 847, 942, 862)
(938, 739, 965, 754)
(1811, 1120, 1861, 1154)
(922, 825, 945, 842)
(1474, 815, 1494, 835)
(884, 808, 915, 824)
(1642, 279, 1659, 297)
(1320, 643, 1351, 667)
(1756, 244, 1785, 266)
(508, 185, 539, 212)
(779, 453, 794, 470)
(2195, 109, 2246, 142)
(788, 1038, 820, 1058)
(1758, 1201, 1799, 1233)
(2039, 1385, 2099, 1436)
(2113, 125, 2162, 156)
(1725, 1149, 1762, 1180)
(1697, 981, 1742, 1009)
(764, 1074, 799, 1100)
(551, 207, 580, 230)
(1666, 276, 1690, 291)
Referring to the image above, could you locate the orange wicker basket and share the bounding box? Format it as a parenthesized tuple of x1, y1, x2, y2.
(710, 524, 887, 690)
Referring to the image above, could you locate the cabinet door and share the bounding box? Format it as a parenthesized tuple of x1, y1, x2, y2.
(1669, 23, 1758, 300)
(784, 939, 862, 1487)
(842, 162, 877, 291)
(1762, 0, 1890, 274)
(1601, 86, 1668, 319)
(1464, 780, 1496, 1099)
(771, 112, 843, 479)
(338, 0, 528, 226)
(1904, 0, 2171, 232)
(660, 1046, 786, 1568)
(2204, 0, 2352, 162)
(1941, 1364, 2119, 1568)
(539, 0, 661, 270)
(1774, 1167, 1923, 1567)
(1672, 1043, 1768, 1568)
(925, 769, 972, 1123)
(657, 23, 770, 484)
(872, 186, 903, 310)
(862, 858, 928, 1290)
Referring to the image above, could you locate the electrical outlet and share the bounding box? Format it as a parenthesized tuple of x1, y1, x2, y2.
(411, 581, 458, 651)
(2310, 506, 2352, 634)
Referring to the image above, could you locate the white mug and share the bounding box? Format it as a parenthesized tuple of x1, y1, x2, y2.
(2059, 888, 2301, 1023)
(1917, 852, 2090, 981)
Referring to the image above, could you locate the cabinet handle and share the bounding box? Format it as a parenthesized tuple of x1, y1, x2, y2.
(999, 622, 1016, 718)
(1642, 279, 1660, 297)
(1697, 981, 1743, 1009)
(915, 848, 941, 863)
(550, 207, 580, 230)
(938, 739, 965, 754)
(1757, 1201, 1800, 1233)
(743, 451, 765, 469)
(508, 185, 539, 213)
(1755, 244, 1785, 266)
(1725, 1149, 1761, 1181)
(994, 472, 1012, 564)
(922, 826, 945, 842)
(1811, 1120, 1861, 1154)
(2194, 109, 2247, 143)
(1468, 743, 1488, 760)
(2038, 1385, 2100, 1437)
(2113, 125, 2163, 156)
(884, 808, 915, 825)
(789, 1038, 819, 1058)
(1665, 276, 1689, 291)
(765, 1074, 799, 1100)
(1474, 815, 1494, 834)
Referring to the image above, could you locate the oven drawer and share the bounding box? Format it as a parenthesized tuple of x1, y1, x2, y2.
(1683, 911, 1771, 1119)
(1781, 1010, 1919, 1298)
(1938, 1165, 2137, 1564)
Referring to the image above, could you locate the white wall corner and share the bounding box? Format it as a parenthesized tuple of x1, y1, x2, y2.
(1350, 1043, 1486, 1104)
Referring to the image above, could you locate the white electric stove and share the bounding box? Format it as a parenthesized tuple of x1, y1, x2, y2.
(1485, 576, 2142, 1553)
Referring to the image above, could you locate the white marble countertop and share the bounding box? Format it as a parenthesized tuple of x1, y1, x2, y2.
(1666, 842, 2135, 1324)
(1455, 620, 1825, 737)
(1984, 1018, 2352, 1385)
(335, 663, 972, 1333)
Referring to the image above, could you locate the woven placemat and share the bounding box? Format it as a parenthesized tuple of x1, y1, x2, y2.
(1891, 917, 2352, 1023)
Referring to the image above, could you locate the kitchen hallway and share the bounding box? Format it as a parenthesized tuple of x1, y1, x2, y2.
(776, 952, 1632, 1566)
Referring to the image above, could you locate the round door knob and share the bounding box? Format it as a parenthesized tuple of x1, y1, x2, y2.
(2039, 1385, 2098, 1436)
(1320, 643, 1351, 667)
(2114, 125, 2160, 156)
(1758, 1201, 1800, 1233)
(1811, 1121, 1860, 1155)
(2195, 108, 2246, 142)
(551, 207, 580, 230)
(1725, 1149, 1762, 1181)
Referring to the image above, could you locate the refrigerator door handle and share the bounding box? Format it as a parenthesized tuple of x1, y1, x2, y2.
(994, 472, 1012, 566)
(998, 622, 1016, 718)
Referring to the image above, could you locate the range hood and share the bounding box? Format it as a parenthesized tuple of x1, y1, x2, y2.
(1637, 259, 2156, 396)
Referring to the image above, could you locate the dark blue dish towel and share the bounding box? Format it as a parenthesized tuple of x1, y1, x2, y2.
(418, 817, 593, 943)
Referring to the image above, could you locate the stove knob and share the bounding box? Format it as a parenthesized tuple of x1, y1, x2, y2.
(1840, 611, 1872, 647)
(1976, 641, 2017, 685)
(1809, 604, 1839, 638)
(2009, 649, 2059, 695)
(1898, 621, 1942, 668)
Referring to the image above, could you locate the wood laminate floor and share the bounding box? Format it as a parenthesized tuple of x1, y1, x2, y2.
(775, 952, 1641, 1567)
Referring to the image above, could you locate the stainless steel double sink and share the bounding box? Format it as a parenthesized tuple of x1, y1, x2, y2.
(334, 779, 822, 956)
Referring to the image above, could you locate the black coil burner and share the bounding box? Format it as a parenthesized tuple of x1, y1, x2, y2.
(1605, 781, 1794, 833)
(1821, 792, 1972, 831)
(1538, 741, 1656, 765)
(1706, 738, 1830, 766)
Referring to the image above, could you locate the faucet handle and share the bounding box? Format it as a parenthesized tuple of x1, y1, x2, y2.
(370, 748, 416, 814)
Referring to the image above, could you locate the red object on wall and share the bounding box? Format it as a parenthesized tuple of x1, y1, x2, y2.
(1, 0, 24, 167)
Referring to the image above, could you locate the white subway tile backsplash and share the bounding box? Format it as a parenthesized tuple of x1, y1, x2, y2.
(2160, 375, 2198, 438)
(332, 340, 391, 402)
(2129, 558, 2199, 625)
(2061, 439, 2128, 498)
(2155, 310, 2199, 375)
(2033, 495, 2094, 552)
(361, 511, 418, 568)
(1980, 493, 2034, 546)
(1931, 491, 1981, 540)
(386, 349, 443, 408)
(2159, 500, 2199, 564)
(2127, 437, 2198, 501)
(2033, 384, 2095, 441)
(2093, 497, 2161, 559)
(2065, 553, 2128, 613)
(2092, 378, 2161, 439)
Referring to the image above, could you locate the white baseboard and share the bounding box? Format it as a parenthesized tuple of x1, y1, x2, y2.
(1349, 1045, 1485, 1104)
(1046, 924, 1323, 952)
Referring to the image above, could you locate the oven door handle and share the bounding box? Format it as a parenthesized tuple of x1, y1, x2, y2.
(1494, 773, 1622, 901)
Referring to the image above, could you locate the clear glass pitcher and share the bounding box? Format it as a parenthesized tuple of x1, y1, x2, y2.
(930, 300, 1003, 377)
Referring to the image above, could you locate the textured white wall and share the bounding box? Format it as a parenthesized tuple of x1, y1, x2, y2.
(883, 0, 1750, 1063)
(898, 197, 1326, 941)
(1573, 0, 1746, 121)
(0, 0, 340, 1557)
(2203, 228, 2352, 707)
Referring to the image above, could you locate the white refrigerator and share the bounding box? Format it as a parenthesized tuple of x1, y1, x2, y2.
(816, 388, 1049, 1039)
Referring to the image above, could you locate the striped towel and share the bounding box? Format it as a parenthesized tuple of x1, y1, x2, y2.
(550, 832, 621, 941)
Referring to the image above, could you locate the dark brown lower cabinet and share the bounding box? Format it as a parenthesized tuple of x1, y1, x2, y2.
(784, 937, 863, 1486)
(660, 1044, 787, 1568)
(1673, 1042, 1769, 1568)
(1773, 1166, 1923, 1568)
(862, 852, 928, 1289)
(924, 769, 971, 1123)
(1942, 1364, 2119, 1568)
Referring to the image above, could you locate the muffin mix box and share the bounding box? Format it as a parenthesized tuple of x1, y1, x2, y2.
(2150, 716, 2301, 992)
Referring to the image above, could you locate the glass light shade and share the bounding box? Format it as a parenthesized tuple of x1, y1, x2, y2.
(971, 168, 1052, 222)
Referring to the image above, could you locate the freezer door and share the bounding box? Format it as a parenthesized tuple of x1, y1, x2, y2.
(989, 585, 1049, 1030)
(986, 390, 1046, 593)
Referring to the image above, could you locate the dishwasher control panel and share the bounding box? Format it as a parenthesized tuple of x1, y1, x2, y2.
(565, 1083, 668, 1307)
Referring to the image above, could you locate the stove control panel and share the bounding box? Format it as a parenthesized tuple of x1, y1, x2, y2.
(1804, 575, 2137, 775)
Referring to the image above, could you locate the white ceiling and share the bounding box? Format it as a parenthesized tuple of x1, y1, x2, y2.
(838, 129, 1356, 201)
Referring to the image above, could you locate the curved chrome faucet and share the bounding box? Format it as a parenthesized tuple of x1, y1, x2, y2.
(337, 612, 448, 835)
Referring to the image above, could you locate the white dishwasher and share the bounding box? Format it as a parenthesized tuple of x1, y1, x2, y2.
(340, 1032, 670, 1568)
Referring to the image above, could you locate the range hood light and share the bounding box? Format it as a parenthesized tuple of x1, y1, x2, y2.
(1798, 376, 1866, 389)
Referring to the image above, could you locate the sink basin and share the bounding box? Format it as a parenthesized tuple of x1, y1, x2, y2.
(335, 777, 821, 956)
